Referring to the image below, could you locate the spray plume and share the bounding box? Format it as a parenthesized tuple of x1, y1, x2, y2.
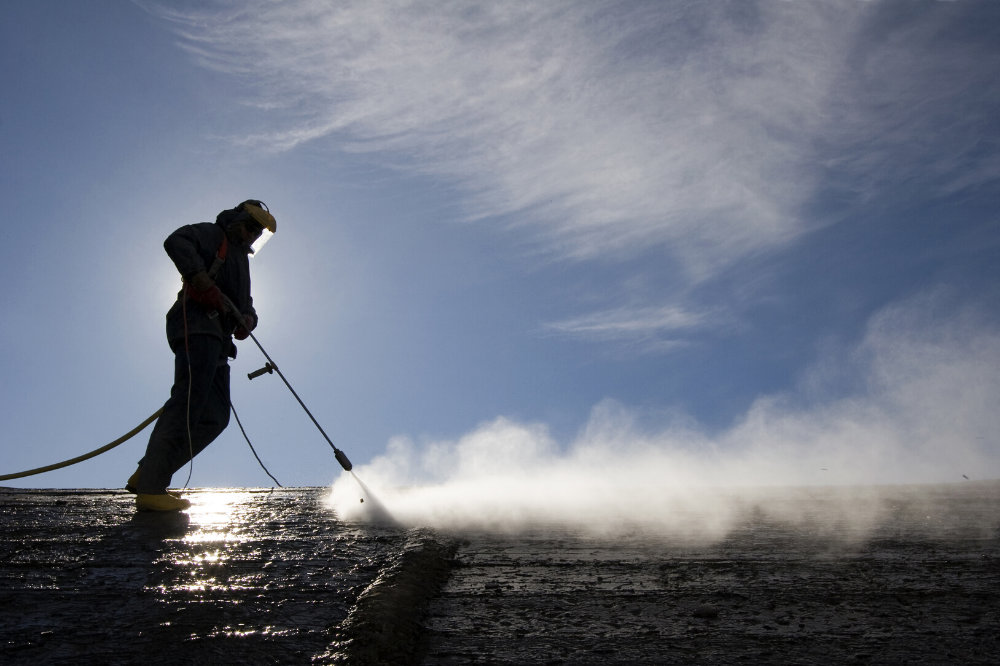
(330, 295, 1000, 540)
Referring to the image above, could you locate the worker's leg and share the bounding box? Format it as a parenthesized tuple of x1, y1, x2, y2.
(135, 335, 226, 493)
(167, 360, 231, 476)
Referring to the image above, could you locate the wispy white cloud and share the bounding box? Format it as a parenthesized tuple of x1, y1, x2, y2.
(818, 5, 1000, 201)
(543, 303, 713, 352)
(142, 0, 1000, 355)
(141, 0, 873, 277)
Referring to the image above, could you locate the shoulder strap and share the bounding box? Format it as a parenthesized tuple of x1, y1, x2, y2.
(207, 234, 228, 279)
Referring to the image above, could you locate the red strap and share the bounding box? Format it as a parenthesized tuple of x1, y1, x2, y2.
(206, 234, 228, 280)
(217, 234, 228, 261)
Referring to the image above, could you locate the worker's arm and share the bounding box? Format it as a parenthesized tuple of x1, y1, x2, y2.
(163, 223, 223, 283)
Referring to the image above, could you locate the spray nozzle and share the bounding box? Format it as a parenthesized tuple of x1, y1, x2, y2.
(229, 288, 357, 477)
(335, 449, 353, 472)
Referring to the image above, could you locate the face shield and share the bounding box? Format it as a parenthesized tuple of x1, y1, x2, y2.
(250, 228, 273, 256)
(243, 201, 276, 256)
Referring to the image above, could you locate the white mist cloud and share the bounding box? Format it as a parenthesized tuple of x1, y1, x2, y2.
(330, 293, 1000, 536)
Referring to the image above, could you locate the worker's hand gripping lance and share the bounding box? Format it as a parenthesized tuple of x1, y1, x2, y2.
(223, 295, 353, 472)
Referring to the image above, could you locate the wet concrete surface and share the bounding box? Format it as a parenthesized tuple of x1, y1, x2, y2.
(423, 482, 1000, 664)
(1, 488, 410, 664)
(2, 482, 999, 664)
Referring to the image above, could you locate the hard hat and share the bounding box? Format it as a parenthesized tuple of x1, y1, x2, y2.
(240, 200, 277, 234)
(237, 199, 276, 255)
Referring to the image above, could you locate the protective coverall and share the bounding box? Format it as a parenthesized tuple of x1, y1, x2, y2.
(131, 212, 257, 494)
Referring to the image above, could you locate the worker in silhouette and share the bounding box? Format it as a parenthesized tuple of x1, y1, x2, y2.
(126, 200, 276, 511)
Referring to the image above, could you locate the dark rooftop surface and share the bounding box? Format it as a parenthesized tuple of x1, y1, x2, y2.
(2, 482, 999, 664)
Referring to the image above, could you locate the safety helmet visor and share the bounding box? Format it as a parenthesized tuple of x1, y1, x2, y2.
(250, 228, 273, 256)
(242, 201, 276, 256)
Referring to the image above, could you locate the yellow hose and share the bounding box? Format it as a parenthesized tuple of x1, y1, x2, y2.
(0, 409, 162, 481)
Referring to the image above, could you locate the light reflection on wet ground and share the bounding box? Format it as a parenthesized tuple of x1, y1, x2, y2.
(0, 487, 409, 664)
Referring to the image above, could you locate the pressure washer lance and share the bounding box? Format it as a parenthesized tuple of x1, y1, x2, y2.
(225, 296, 353, 472)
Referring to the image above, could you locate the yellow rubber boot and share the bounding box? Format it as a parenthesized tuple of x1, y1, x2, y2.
(126, 468, 181, 498)
(125, 468, 141, 493)
(136, 493, 192, 512)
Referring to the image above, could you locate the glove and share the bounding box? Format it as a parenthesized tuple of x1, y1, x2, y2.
(186, 282, 226, 313)
(234, 313, 257, 340)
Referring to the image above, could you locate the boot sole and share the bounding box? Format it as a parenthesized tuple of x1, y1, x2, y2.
(136, 497, 192, 512)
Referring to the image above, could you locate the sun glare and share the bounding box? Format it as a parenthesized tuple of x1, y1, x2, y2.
(184, 489, 251, 544)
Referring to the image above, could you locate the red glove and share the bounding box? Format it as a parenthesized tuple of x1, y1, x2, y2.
(186, 283, 226, 313)
(234, 313, 257, 340)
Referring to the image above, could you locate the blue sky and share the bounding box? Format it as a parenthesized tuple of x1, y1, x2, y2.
(2, 0, 999, 493)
